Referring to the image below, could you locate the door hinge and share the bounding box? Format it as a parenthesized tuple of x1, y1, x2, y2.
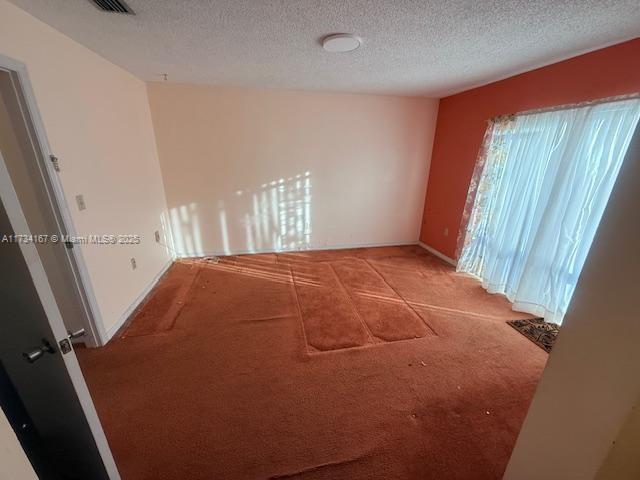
(49, 154, 60, 172)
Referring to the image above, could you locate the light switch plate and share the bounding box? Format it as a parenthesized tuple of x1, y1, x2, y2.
(75, 194, 86, 211)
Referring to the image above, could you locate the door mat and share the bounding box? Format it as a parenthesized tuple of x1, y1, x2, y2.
(507, 318, 559, 353)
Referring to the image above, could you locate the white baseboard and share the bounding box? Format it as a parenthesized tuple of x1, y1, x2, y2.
(176, 240, 419, 259)
(417, 241, 457, 267)
(103, 259, 174, 343)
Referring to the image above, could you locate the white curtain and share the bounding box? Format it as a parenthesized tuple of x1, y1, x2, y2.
(458, 98, 640, 324)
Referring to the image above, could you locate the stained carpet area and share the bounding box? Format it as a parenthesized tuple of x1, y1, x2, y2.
(76, 245, 548, 480)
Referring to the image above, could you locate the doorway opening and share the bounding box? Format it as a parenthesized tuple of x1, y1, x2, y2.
(0, 57, 119, 479)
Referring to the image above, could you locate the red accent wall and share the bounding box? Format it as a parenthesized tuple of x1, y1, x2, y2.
(420, 38, 640, 259)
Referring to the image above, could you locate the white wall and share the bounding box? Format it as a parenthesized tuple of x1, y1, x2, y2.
(0, 409, 37, 480)
(596, 400, 640, 480)
(0, 0, 172, 338)
(504, 126, 640, 479)
(147, 82, 438, 256)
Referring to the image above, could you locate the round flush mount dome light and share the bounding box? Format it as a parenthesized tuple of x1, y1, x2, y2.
(322, 34, 361, 53)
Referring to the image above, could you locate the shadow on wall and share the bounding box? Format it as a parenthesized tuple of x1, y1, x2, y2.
(166, 171, 312, 257)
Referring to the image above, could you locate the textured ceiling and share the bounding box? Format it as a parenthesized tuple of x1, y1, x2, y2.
(8, 0, 640, 96)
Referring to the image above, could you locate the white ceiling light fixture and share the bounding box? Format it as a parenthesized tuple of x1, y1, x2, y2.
(322, 34, 361, 53)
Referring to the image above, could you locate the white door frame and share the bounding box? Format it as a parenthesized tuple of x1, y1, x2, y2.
(0, 53, 108, 346)
(0, 152, 121, 479)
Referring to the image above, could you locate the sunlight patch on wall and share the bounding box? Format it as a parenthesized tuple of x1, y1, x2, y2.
(218, 201, 231, 255)
(229, 171, 312, 254)
(170, 202, 204, 257)
(159, 211, 176, 258)
(168, 172, 312, 257)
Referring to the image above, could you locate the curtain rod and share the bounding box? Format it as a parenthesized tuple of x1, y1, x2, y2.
(491, 92, 640, 122)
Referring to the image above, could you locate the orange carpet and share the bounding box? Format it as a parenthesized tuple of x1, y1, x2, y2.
(76, 245, 547, 480)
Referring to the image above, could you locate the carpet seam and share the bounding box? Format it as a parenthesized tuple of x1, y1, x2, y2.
(235, 314, 295, 324)
(363, 259, 439, 336)
(164, 263, 204, 332)
(304, 334, 438, 355)
(327, 262, 377, 344)
(268, 451, 374, 479)
(121, 262, 202, 338)
(289, 264, 313, 355)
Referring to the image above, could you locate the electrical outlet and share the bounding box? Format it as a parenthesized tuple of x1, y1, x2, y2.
(75, 194, 86, 211)
(154, 230, 160, 243)
(130, 257, 137, 270)
(443, 228, 449, 237)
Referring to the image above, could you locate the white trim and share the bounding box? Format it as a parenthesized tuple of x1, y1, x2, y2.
(0, 152, 121, 480)
(104, 259, 174, 341)
(0, 54, 105, 347)
(175, 240, 418, 259)
(417, 241, 457, 266)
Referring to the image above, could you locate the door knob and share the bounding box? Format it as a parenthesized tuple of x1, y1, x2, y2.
(23, 339, 56, 363)
(68, 328, 85, 340)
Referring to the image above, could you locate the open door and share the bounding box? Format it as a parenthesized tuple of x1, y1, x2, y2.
(0, 155, 119, 479)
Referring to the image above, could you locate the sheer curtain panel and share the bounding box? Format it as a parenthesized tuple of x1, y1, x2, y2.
(457, 98, 640, 323)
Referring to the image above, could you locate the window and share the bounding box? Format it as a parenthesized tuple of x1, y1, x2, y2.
(458, 97, 640, 323)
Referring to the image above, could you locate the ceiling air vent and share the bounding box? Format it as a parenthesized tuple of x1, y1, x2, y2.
(90, 0, 135, 14)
